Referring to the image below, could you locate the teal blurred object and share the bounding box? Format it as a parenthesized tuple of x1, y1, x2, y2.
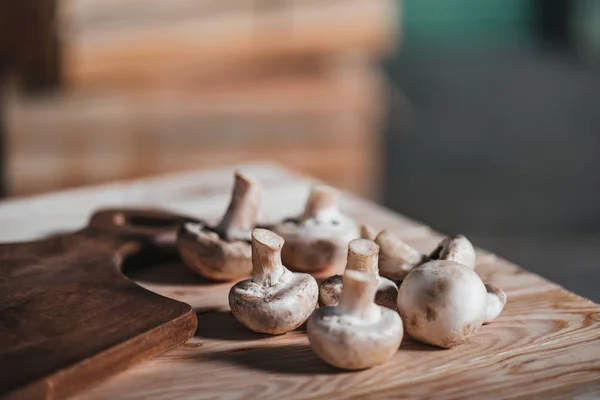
(400, 0, 534, 49)
(573, 0, 600, 57)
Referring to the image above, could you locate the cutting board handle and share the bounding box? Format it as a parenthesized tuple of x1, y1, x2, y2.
(87, 208, 194, 247)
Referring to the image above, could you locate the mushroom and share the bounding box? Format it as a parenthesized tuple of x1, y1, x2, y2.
(319, 239, 398, 310)
(177, 171, 262, 281)
(273, 184, 359, 273)
(428, 234, 476, 270)
(375, 230, 425, 281)
(229, 228, 318, 335)
(308, 269, 404, 370)
(396, 260, 507, 348)
(360, 224, 379, 241)
(484, 283, 507, 324)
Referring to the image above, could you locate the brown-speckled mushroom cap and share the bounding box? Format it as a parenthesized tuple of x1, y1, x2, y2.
(176, 171, 261, 281)
(273, 185, 359, 273)
(429, 235, 476, 270)
(308, 270, 403, 370)
(177, 223, 252, 281)
(318, 239, 398, 310)
(230, 273, 318, 334)
(397, 260, 487, 348)
(319, 274, 397, 310)
(229, 229, 318, 335)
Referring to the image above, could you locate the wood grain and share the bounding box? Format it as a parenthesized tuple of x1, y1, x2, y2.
(4, 60, 385, 197)
(2, 163, 599, 399)
(0, 209, 198, 399)
(59, 0, 398, 89)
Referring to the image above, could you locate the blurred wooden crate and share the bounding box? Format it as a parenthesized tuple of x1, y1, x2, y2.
(4, 60, 386, 198)
(58, 0, 398, 89)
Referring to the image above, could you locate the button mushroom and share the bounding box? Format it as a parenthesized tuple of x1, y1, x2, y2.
(229, 228, 318, 335)
(428, 234, 476, 270)
(360, 224, 379, 241)
(308, 269, 404, 370)
(319, 239, 398, 310)
(177, 171, 262, 281)
(397, 260, 507, 348)
(375, 230, 425, 282)
(273, 184, 359, 273)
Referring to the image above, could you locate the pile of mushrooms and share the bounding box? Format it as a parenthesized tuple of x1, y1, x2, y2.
(308, 240, 404, 370)
(273, 184, 360, 273)
(361, 227, 507, 348)
(176, 176, 508, 366)
(395, 235, 506, 348)
(177, 171, 262, 281)
(229, 228, 318, 335)
(364, 228, 477, 282)
(319, 238, 398, 310)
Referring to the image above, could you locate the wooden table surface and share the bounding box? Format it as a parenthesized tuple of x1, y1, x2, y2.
(1, 163, 599, 399)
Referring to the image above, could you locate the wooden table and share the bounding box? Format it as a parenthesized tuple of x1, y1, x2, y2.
(1, 163, 599, 399)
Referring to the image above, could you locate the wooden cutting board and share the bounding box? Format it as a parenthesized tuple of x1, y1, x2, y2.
(0, 208, 198, 399)
(1, 164, 600, 399)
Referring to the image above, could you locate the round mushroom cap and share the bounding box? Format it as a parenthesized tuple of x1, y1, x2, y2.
(319, 274, 343, 307)
(229, 271, 318, 334)
(376, 277, 399, 310)
(430, 235, 476, 270)
(397, 260, 487, 348)
(307, 306, 403, 370)
(177, 222, 252, 281)
(274, 217, 359, 272)
(319, 275, 398, 310)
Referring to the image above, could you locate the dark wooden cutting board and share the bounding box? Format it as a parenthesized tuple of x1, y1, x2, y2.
(0, 208, 198, 399)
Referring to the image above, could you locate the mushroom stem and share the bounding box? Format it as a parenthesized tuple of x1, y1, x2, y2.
(375, 230, 423, 280)
(251, 229, 286, 287)
(360, 224, 379, 241)
(217, 172, 262, 241)
(484, 283, 507, 324)
(302, 185, 341, 223)
(347, 239, 379, 274)
(338, 270, 378, 319)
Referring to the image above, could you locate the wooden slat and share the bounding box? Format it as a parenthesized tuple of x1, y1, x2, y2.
(4, 61, 385, 197)
(1, 162, 599, 399)
(59, 0, 398, 89)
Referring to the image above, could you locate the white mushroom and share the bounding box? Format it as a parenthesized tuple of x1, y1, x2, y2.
(375, 230, 424, 281)
(484, 283, 507, 324)
(177, 171, 261, 281)
(397, 260, 507, 348)
(429, 235, 476, 270)
(360, 224, 379, 241)
(308, 269, 404, 370)
(229, 228, 318, 335)
(319, 239, 398, 310)
(273, 184, 360, 273)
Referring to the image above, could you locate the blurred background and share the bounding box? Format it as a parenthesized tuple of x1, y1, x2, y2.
(0, 0, 599, 300)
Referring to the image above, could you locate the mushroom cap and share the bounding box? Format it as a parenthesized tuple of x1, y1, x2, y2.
(484, 283, 507, 324)
(229, 270, 318, 334)
(397, 260, 487, 348)
(319, 274, 398, 310)
(273, 217, 360, 272)
(177, 222, 252, 281)
(429, 235, 476, 270)
(360, 224, 379, 241)
(307, 304, 403, 370)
